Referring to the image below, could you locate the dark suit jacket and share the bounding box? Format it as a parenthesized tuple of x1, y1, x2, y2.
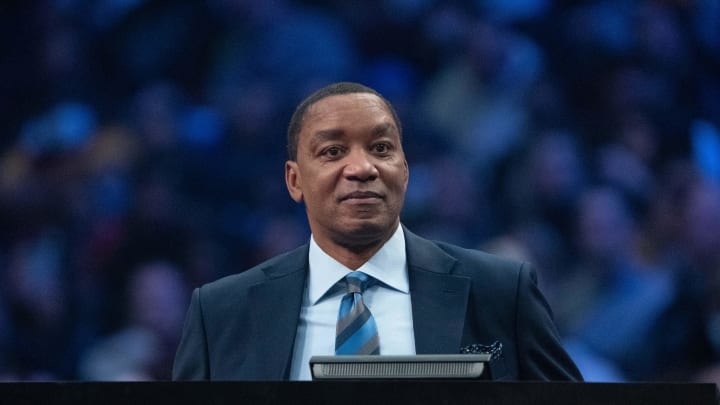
(173, 228, 582, 381)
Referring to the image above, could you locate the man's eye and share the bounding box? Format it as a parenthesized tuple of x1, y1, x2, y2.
(323, 146, 342, 157)
(373, 143, 390, 153)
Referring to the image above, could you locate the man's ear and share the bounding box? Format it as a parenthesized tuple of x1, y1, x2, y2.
(403, 158, 409, 188)
(285, 160, 303, 203)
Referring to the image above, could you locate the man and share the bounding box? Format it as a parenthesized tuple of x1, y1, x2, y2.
(173, 82, 582, 381)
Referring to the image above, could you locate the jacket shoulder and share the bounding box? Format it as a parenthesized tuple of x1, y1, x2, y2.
(404, 227, 530, 287)
(436, 241, 525, 272)
(199, 243, 309, 297)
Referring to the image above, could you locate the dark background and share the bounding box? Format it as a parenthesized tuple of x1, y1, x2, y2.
(0, 0, 719, 382)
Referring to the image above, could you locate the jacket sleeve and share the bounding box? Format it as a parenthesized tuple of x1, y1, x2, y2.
(172, 288, 211, 380)
(515, 263, 583, 381)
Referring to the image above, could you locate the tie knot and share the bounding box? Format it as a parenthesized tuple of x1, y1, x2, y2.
(345, 271, 371, 294)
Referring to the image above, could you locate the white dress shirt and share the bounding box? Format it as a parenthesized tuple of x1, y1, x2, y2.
(289, 224, 416, 380)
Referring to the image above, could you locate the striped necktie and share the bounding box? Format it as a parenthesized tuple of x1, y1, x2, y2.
(335, 271, 380, 355)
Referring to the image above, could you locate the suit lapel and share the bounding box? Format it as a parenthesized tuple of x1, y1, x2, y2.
(405, 228, 471, 354)
(238, 230, 471, 377)
(246, 245, 308, 380)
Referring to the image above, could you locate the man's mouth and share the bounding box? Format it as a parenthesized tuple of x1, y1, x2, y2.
(340, 191, 383, 201)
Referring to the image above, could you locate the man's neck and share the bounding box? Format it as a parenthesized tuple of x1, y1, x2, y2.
(313, 225, 399, 270)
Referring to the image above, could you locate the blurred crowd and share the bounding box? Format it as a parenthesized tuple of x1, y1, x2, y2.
(1, 0, 719, 382)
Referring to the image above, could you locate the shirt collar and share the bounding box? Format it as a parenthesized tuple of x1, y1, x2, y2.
(307, 224, 408, 305)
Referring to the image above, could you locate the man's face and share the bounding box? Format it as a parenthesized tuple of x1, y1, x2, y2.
(285, 93, 409, 249)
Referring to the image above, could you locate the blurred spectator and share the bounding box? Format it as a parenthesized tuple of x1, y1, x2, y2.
(558, 186, 711, 381)
(679, 177, 720, 384)
(3, 229, 73, 379)
(500, 129, 588, 267)
(681, 179, 720, 346)
(78, 261, 188, 380)
(420, 19, 544, 171)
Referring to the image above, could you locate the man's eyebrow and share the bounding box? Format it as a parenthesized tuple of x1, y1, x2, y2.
(310, 122, 397, 144)
(371, 122, 398, 137)
(311, 129, 344, 143)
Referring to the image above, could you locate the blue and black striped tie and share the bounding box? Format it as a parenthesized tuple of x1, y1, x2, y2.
(335, 271, 380, 355)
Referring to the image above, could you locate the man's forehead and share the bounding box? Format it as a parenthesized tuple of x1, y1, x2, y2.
(304, 92, 394, 122)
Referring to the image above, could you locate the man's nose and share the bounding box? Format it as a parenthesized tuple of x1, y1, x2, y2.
(343, 149, 378, 181)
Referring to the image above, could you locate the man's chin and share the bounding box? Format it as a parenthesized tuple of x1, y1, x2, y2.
(333, 219, 398, 247)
